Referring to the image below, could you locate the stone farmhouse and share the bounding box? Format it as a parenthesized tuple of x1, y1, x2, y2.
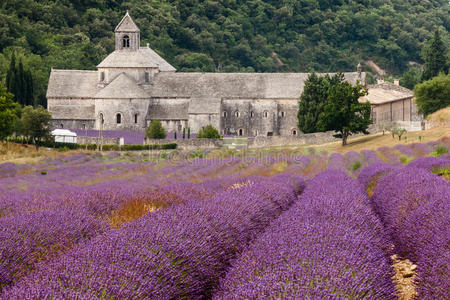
(361, 80, 423, 131)
(47, 12, 367, 137)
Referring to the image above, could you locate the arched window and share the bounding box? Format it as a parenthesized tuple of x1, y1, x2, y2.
(280, 111, 285, 118)
(116, 113, 122, 124)
(122, 35, 130, 48)
(223, 111, 228, 118)
(134, 114, 138, 124)
(264, 111, 268, 118)
(250, 111, 254, 118)
(60, 123, 64, 129)
(292, 129, 298, 136)
(235, 111, 240, 118)
(238, 128, 244, 136)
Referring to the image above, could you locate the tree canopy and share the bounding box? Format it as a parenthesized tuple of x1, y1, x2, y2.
(317, 74, 371, 145)
(421, 30, 449, 81)
(146, 120, 166, 139)
(0, 86, 21, 141)
(414, 74, 450, 117)
(0, 0, 449, 107)
(298, 73, 341, 133)
(21, 105, 52, 150)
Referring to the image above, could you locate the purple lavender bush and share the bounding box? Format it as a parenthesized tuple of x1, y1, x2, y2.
(1, 174, 304, 299)
(357, 162, 398, 190)
(406, 156, 450, 172)
(0, 209, 107, 291)
(371, 168, 450, 298)
(214, 170, 395, 299)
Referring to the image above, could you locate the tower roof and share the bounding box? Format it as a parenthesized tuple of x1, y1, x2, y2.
(115, 11, 140, 32)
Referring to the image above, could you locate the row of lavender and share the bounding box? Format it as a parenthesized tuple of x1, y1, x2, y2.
(0, 140, 448, 296)
(214, 170, 396, 298)
(358, 156, 450, 298)
(1, 174, 304, 298)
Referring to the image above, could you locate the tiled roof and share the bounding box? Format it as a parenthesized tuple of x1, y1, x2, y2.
(94, 73, 149, 99)
(361, 82, 413, 104)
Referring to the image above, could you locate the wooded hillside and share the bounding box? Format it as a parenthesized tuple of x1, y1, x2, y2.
(0, 0, 449, 105)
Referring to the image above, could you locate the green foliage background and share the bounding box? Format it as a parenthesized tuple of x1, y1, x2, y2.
(0, 0, 449, 106)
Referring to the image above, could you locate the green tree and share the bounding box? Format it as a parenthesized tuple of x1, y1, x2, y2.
(399, 66, 422, 90)
(21, 105, 52, 150)
(318, 74, 371, 145)
(421, 30, 449, 81)
(414, 74, 450, 117)
(0, 87, 20, 141)
(197, 124, 221, 139)
(298, 73, 332, 133)
(146, 120, 166, 139)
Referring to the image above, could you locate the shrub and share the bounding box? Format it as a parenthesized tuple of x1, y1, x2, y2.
(197, 125, 221, 139)
(351, 160, 362, 170)
(146, 120, 166, 139)
(433, 145, 448, 157)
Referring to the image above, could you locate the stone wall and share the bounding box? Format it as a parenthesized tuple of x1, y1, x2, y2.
(144, 138, 223, 150)
(247, 131, 340, 148)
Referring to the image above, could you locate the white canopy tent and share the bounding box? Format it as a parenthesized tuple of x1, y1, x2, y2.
(51, 129, 77, 143)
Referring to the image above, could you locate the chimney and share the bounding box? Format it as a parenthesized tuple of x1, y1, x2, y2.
(394, 80, 399, 86)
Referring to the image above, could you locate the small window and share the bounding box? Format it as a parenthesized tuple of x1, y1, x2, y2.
(254, 130, 258, 136)
(134, 114, 138, 124)
(281, 111, 285, 118)
(250, 111, 254, 118)
(122, 35, 130, 48)
(82, 124, 86, 130)
(264, 111, 268, 118)
(235, 111, 240, 118)
(100, 72, 105, 82)
(238, 129, 243, 136)
(223, 111, 228, 118)
(292, 130, 297, 136)
(116, 113, 122, 124)
(60, 124, 64, 129)
(145, 72, 150, 83)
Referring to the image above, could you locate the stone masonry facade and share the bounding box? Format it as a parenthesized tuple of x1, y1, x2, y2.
(47, 12, 366, 137)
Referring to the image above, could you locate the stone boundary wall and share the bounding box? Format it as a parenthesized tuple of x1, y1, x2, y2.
(145, 138, 223, 150)
(425, 121, 450, 130)
(248, 131, 340, 148)
(77, 136, 123, 146)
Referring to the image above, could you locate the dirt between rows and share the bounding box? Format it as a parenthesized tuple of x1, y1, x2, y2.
(391, 254, 418, 299)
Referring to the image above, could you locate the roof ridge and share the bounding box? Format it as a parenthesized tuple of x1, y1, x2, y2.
(51, 69, 97, 73)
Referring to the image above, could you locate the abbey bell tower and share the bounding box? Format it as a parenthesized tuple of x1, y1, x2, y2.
(115, 11, 140, 51)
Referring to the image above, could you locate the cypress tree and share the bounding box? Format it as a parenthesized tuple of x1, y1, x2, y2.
(25, 69, 34, 106)
(6, 52, 16, 98)
(17, 59, 25, 106)
(422, 30, 449, 81)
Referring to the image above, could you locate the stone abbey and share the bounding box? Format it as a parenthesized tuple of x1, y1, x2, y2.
(47, 12, 365, 136)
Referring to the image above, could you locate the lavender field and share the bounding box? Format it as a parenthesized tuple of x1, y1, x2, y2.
(0, 140, 449, 299)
